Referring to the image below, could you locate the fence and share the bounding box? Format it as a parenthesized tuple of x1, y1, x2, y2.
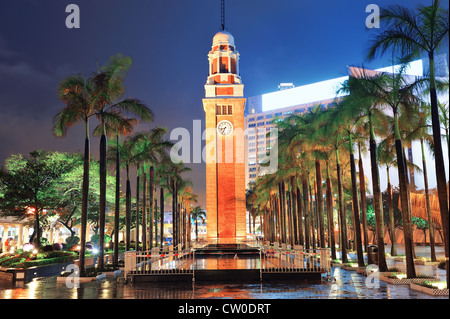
(124, 243, 331, 282)
(124, 246, 194, 282)
(260, 244, 331, 279)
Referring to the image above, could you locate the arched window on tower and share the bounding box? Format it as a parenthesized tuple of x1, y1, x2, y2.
(220, 57, 228, 73)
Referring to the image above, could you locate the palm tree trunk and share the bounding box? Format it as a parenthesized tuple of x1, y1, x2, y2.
(98, 131, 107, 269)
(296, 186, 304, 246)
(149, 167, 154, 248)
(421, 139, 436, 262)
(315, 160, 325, 248)
(368, 112, 388, 271)
(428, 52, 449, 287)
(125, 164, 132, 251)
(387, 167, 397, 256)
(349, 146, 365, 267)
(358, 144, 369, 251)
(79, 120, 90, 276)
(290, 176, 298, 245)
(113, 134, 120, 267)
(172, 179, 177, 248)
(142, 166, 147, 251)
(394, 111, 416, 278)
(160, 187, 164, 247)
(309, 181, 316, 250)
(326, 161, 336, 260)
(135, 165, 140, 251)
(154, 198, 158, 247)
(336, 149, 348, 263)
(302, 177, 310, 249)
(278, 183, 285, 243)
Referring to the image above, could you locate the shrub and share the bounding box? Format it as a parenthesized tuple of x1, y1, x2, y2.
(65, 236, 80, 245)
(91, 234, 112, 245)
(21, 255, 76, 268)
(18, 251, 34, 259)
(1, 257, 26, 268)
(37, 251, 76, 260)
(33, 237, 48, 246)
(0, 254, 14, 265)
(41, 245, 55, 252)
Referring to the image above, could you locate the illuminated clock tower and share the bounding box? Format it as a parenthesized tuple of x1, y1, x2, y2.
(203, 29, 247, 242)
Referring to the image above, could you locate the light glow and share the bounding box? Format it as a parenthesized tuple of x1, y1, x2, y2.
(396, 273, 407, 280)
(262, 76, 348, 112)
(431, 282, 447, 290)
(261, 59, 424, 112)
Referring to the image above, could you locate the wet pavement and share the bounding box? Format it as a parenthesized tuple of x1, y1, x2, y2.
(0, 244, 446, 299)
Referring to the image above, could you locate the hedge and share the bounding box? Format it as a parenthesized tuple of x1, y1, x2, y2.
(20, 255, 76, 268)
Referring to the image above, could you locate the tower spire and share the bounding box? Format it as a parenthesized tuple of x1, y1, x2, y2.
(221, 0, 225, 30)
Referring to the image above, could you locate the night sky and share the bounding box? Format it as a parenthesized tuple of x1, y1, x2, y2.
(0, 0, 448, 208)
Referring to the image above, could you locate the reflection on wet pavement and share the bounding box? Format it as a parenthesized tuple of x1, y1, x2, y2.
(0, 245, 446, 299)
(0, 265, 446, 299)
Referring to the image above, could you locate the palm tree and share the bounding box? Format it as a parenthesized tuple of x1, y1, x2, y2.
(329, 100, 366, 267)
(360, 62, 424, 278)
(339, 69, 396, 271)
(107, 133, 145, 251)
(93, 117, 136, 265)
(136, 128, 172, 250)
(53, 74, 96, 277)
(367, 0, 449, 283)
(92, 55, 153, 268)
(378, 135, 398, 256)
(403, 101, 437, 261)
(191, 206, 206, 241)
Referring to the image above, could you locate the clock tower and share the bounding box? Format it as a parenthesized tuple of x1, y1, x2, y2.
(203, 30, 247, 242)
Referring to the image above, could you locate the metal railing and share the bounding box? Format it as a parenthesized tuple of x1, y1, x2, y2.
(124, 242, 332, 281)
(124, 246, 194, 282)
(260, 244, 331, 279)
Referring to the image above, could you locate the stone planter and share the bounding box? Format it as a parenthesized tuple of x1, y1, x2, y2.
(379, 275, 438, 285)
(56, 275, 96, 283)
(409, 283, 449, 297)
(413, 259, 440, 266)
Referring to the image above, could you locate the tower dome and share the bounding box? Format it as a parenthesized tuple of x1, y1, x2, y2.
(212, 30, 235, 46)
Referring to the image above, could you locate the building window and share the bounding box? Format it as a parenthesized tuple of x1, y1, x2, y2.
(257, 115, 264, 121)
(228, 105, 233, 115)
(257, 122, 265, 127)
(217, 105, 221, 115)
(249, 123, 256, 128)
(248, 117, 255, 122)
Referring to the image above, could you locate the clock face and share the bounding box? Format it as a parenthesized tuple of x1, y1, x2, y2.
(217, 120, 233, 136)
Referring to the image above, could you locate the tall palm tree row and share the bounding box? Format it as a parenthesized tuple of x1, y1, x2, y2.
(366, 0, 448, 284)
(248, 56, 446, 275)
